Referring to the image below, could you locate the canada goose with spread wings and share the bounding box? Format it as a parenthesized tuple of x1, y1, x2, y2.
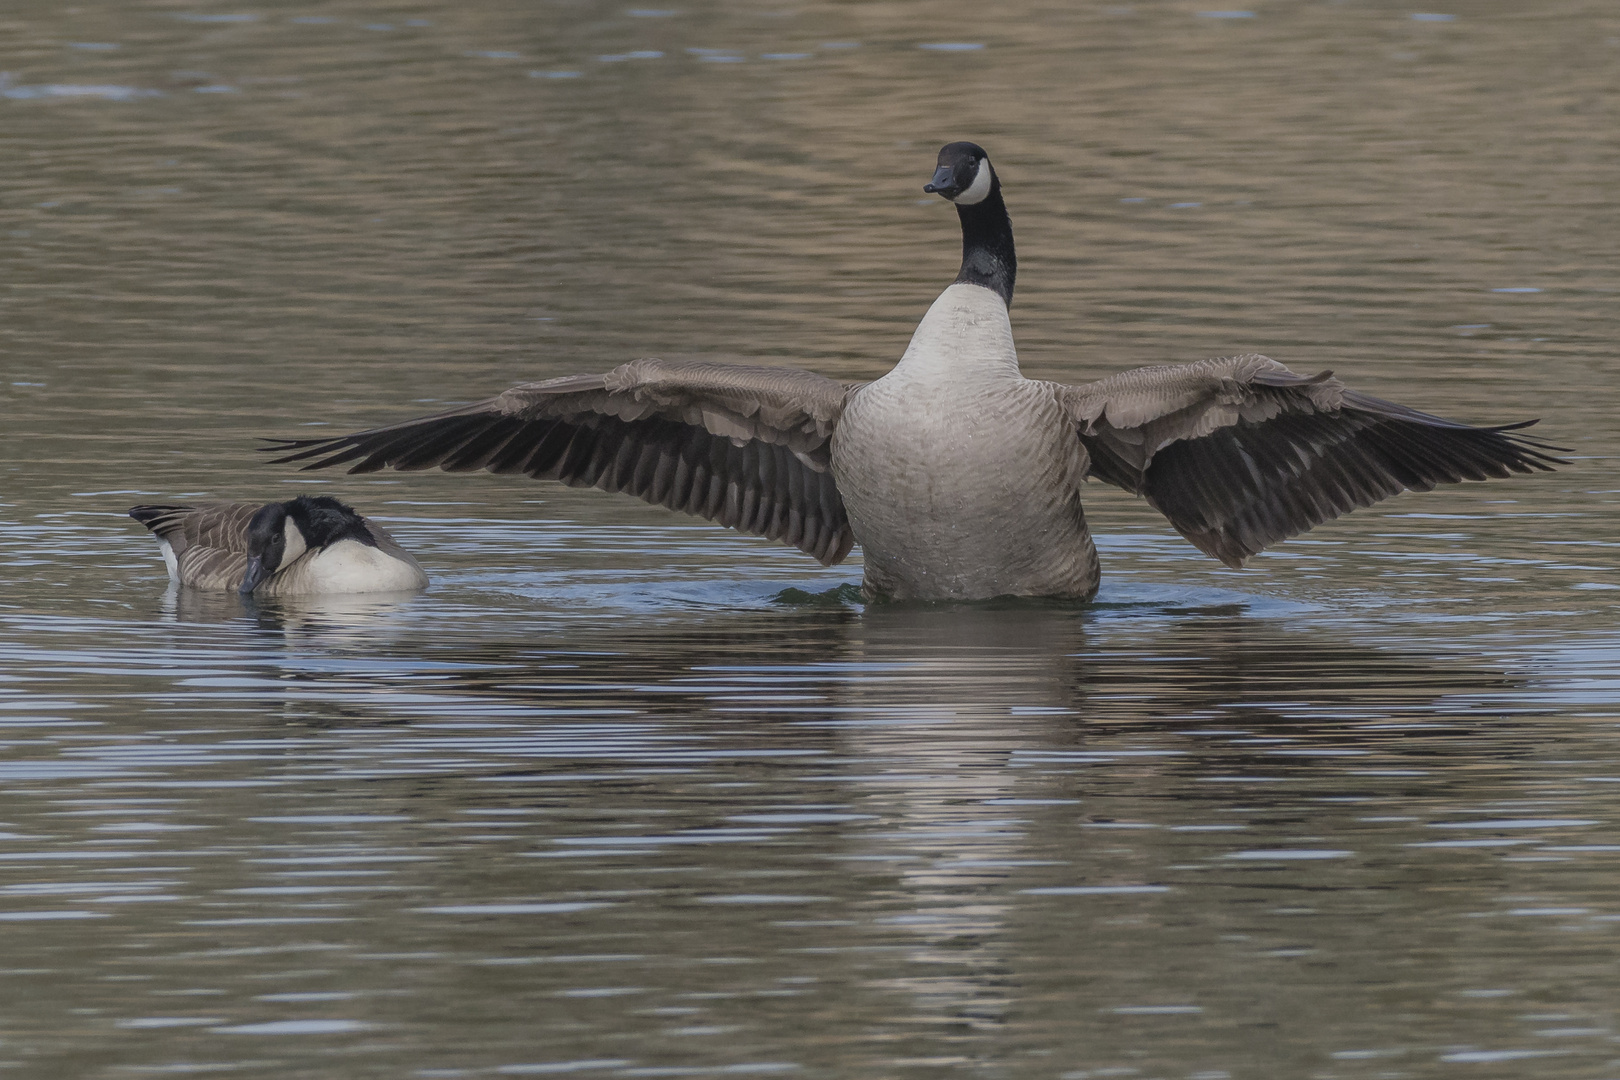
(267, 142, 1559, 601)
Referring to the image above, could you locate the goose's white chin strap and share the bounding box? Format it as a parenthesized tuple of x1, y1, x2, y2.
(954, 159, 993, 205)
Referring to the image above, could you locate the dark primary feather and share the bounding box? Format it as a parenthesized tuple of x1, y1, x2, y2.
(1055, 355, 1563, 567)
(263, 358, 858, 566)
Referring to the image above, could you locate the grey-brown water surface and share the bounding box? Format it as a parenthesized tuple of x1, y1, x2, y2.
(2, 1, 1619, 1077)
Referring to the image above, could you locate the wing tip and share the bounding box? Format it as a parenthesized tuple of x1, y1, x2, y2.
(1172, 521, 1254, 569)
(258, 436, 365, 470)
(1490, 423, 1569, 469)
(814, 529, 856, 567)
(128, 504, 184, 527)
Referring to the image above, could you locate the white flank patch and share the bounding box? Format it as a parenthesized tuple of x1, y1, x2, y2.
(157, 538, 178, 581)
(954, 158, 993, 205)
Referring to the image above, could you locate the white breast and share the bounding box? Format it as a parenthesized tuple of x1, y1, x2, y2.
(888, 283, 1020, 381)
(262, 540, 429, 596)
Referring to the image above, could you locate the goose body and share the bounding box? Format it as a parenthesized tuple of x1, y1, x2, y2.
(129, 496, 428, 596)
(832, 284, 1097, 599)
(266, 142, 1559, 601)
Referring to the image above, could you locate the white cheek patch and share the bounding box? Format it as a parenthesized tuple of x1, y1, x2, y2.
(280, 518, 308, 569)
(954, 158, 993, 205)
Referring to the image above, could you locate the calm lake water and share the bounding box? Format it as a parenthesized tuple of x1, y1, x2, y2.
(2, 1, 1619, 1077)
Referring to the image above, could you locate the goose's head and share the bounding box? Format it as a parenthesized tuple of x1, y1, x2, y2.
(239, 495, 370, 594)
(922, 141, 1015, 304)
(923, 141, 995, 205)
(241, 501, 302, 594)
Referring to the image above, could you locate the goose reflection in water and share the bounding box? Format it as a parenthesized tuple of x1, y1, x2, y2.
(165, 599, 1534, 1038)
(160, 583, 428, 637)
(207, 599, 1524, 739)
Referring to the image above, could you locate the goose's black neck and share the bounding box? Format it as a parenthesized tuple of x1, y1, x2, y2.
(954, 180, 1016, 307)
(286, 495, 376, 549)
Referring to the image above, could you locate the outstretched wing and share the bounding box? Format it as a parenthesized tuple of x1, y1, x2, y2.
(1051, 354, 1563, 567)
(264, 358, 858, 566)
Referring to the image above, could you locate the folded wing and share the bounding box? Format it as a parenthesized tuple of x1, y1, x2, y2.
(129, 502, 259, 590)
(264, 358, 858, 566)
(130, 502, 259, 553)
(1051, 354, 1563, 567)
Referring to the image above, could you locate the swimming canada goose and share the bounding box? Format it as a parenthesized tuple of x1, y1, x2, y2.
(266, 142, 1559, 601)
(129, 496, 428, 596)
